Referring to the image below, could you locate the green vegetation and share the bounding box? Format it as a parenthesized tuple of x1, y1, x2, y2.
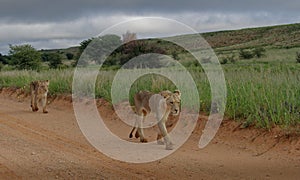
(1, 61, 299, 129)
(8, 44, 42, 70)
(42, 52, 63, 69)
(296, 51, 300, 63)
(0, 23, 300, 130)
(224, 64, 300, 128)
(65, 53, 74, 60)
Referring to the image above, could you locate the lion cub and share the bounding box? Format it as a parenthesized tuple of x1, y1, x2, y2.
(30, 80, 50, 113)
(129, 90, 181, 150)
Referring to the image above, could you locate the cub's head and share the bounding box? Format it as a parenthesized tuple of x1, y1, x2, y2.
(38, 80, 50, 94)
(160, 90, 181, 116)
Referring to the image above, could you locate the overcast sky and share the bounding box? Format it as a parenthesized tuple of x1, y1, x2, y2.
(1, 0, 300, 54)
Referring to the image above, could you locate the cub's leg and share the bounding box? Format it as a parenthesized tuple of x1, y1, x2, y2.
(156, 100, 167, 145)
(156, 132, 164, 145)
(156, 123, 164, 145)
(135, 130, 140, 138)
(30, 83, 38, 112)
(41, 95, 48, 113)
(129, 120, 138, 138)
(157, 117, 174, 150)
(129, 126, 136, 138)
(137, 115, 147, 143)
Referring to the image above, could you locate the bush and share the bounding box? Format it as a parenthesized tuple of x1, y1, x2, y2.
(66, 53, 74, 60)
(239, 49, 254, 59)
(0, 53, 8, 64)
(0, 62, 3, 71)
(296, 52, 300, 63)
(253, 47, 266, 58)
(220, 58, 228, 64)
(171, 51, 179, 60)
(230, 56, 237, 63)
(42, 52, 63, 69)
(228, 54, 237, 63)
(48, 53, 63, 69)
(221, 54, 237, 64)
(9, 44, 42, 70)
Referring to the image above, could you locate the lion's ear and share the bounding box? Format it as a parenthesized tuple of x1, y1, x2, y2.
(160, 91, 171, 99)
(174, 90, 181, 98)
(45, 80, 50, 86)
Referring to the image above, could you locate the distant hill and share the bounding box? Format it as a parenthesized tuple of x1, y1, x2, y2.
(40, 46, 80, 61)
(44, 23, 300, 56)
(184, 23, 300, 51)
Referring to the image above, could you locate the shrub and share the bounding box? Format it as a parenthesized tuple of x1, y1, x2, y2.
(0, 62, 3, 71)
(48, 53, 63, 69)
(171, 51, 179, 60)
(9, 44, 42, 70)
(228, 54, 237, 63)
(66, 53, 74, 60)
(253, 47, 266, 58)
(220, 57, 228, 64)
(239, 49, 254, 59)
(296, 52, 300, 63)
(221, 54, 237, 64)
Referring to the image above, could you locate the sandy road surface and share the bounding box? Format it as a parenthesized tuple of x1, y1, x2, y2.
(0, 91, 299, 179)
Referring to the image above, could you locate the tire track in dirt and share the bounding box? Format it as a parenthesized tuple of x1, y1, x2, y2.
(0, 162, 19, 179)
(0, 112, 148, 179)
(1, 93, 300, 179)
(0, 97, 171, 179)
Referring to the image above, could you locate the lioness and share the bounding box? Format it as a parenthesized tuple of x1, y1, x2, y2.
(129, 90, 181, 150)
(30, 80, 50, 113)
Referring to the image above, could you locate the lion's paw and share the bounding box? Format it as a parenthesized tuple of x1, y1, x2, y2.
(165, 143, 174, 150)
(140, 138, 148, 143)
(157, 140, 165, 145)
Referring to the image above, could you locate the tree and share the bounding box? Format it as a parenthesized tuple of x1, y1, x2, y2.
(79, 38, 93, 52)
(44, 53, 63, 69)
(0, 53, 8, 64)
(106, 39, 167, 67)
(66, 53, 74, 60)
(76, 35, 122, 66)
(9, 44, 41, 70)
(122, 31, 137, 43)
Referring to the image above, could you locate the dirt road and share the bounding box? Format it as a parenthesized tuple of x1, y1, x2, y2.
(0, 90, 299, 179)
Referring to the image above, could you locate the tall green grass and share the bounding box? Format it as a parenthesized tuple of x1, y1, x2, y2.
(0, 63, 299, 129)
(225, 65, 300, 128)
(0, 69, 73, 95)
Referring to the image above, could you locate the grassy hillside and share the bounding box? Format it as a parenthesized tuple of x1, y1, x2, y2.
(43, 23, 300, 57)
(178, 23, 300, 51)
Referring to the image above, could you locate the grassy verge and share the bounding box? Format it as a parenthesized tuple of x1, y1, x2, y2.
(0, 63, 299, 129)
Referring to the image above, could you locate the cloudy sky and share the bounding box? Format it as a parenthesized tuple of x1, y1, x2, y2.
(1, 0, 300, 54)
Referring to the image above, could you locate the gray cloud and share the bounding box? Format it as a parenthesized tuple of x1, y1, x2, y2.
(1, 0, 300, 54)
(2, 0, 300, 22)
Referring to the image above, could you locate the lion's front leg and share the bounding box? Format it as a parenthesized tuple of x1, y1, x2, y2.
(41, 95, 48, 113)
(156, 120, 164, 145)
(30, 93, 36, 111)
(33, 94, 39, 112)
(156, 133, 164, 145)
(157, 118, 174, 150)
(30, 84, 37, 112)
(137, 115, 147, 143)
(31, 91, 39, 112)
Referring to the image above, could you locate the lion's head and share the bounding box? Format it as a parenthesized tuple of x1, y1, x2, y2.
(160, 90, 181, 116)
(37, 80, 50, 94)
